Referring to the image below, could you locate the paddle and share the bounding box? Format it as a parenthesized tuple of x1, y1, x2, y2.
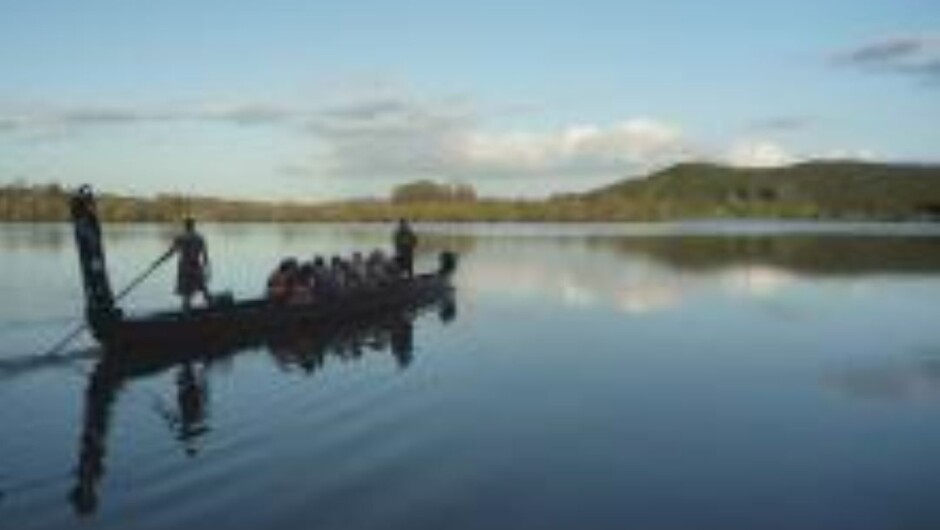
(40, 253, 172, 357)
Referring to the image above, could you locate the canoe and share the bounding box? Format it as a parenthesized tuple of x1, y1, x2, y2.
(68, 185, 457, 355)
(95, 272, 454, 353)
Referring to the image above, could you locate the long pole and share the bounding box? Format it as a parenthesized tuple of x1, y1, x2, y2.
(112, 254, 169, 303)
(41, 254, 170, 357)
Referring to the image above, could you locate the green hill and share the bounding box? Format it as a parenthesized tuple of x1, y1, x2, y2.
(3, 160, 940, 222)
(581, 161, 940, 220)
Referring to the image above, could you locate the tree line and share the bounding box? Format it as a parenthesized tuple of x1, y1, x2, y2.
(3, 161, 940, 223)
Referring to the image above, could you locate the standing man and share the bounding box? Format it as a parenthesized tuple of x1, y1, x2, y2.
(393, 218, 417, 278)
(162, 217, 211, 310)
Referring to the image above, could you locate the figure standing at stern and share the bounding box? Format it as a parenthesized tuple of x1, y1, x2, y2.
(393, 219, 418, 278)
(161, 217, 211, 310)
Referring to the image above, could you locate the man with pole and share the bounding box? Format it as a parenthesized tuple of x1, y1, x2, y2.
(160, 217, 211, 310)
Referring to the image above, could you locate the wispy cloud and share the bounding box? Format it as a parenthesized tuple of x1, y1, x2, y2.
(302, 96, 690, 180)
(0, 101, 306, 132)
(0, 93, 879, 191)
(833, 33, 940, 83)
(748, 116, 813, 132)
(6, 95, 689, 184)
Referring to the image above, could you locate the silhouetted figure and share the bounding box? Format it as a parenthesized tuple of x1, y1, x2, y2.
(393, 219, 417, 278)
(161, 217, 211, 310)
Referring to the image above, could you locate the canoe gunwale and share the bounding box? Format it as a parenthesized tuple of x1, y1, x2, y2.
(93, 271, 453, 355)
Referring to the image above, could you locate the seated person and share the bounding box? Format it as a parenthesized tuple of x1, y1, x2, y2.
(311, 256, 331, 296)
(329, 256, 346, 291)
(349, 252, 367, 288)
(288, 264, 315, 304)
(267, 258, 298, 303)
(340, 259, 359, 290)
(366, 249, 389, 285)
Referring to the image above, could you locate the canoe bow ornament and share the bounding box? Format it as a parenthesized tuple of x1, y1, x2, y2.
(69, 186, 121, 336)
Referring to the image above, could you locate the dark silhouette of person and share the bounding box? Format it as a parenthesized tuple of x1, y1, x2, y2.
(161, 217, 211, 310)
(393, 219, 417, 278)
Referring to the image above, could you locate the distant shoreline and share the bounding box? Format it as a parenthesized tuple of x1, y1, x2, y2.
(1, 213, 938, 224)
(4, 160, 940, 223)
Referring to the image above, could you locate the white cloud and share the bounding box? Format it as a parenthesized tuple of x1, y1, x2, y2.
(725, 140, 794, 167)
(723, 140, 880, 169)
(305, 96, 688, 180)
(461, 119, 684, 175)
(817, 148, 878, 161)
(0, 92, 886, 196)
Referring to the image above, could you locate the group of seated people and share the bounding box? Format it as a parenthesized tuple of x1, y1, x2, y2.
(266, 249, 402, 304)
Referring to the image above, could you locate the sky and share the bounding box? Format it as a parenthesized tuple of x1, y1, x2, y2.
(0, 0, 938, 200)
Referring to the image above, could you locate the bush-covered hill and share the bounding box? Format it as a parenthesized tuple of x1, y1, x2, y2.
(581, 161, 940, 220)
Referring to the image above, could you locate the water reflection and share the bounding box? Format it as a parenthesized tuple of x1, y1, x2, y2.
(824, 348, 940, 400)
(153, 361, 211, 456)
(417, 230, 940, 276)
(0, 224, 67, 251)
(588, 235, 940, 276)
(449, 232, 940, 317)
(4, 224, 940, 529)
(14, 221, 940, 272)
(461, 252, 805, 315)
(267, 308, 426, 373)
(67, 296, 455, 517)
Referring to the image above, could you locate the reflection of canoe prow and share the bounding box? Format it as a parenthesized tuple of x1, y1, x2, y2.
(69, 185, 458, 355)
(95, 270, 455, 354)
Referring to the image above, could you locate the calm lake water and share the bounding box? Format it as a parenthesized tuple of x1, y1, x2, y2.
(2, 221, 940, 529)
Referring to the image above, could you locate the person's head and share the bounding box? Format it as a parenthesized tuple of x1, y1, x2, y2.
(313, 256, 325, 267)
(398, 218, 407, 228)
(183, 217, 196, 232)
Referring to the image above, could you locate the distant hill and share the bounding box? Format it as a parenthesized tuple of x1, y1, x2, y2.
(581, 161, 940, 220)
(3, 160, 940, 222)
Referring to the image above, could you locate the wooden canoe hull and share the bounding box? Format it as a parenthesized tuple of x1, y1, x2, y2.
(93, 272, 454, 355)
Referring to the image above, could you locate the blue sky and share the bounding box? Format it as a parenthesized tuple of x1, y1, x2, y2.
(1, 0, 938, 199)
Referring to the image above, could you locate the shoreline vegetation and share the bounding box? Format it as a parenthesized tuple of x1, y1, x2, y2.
(3, 160, 940, 223)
